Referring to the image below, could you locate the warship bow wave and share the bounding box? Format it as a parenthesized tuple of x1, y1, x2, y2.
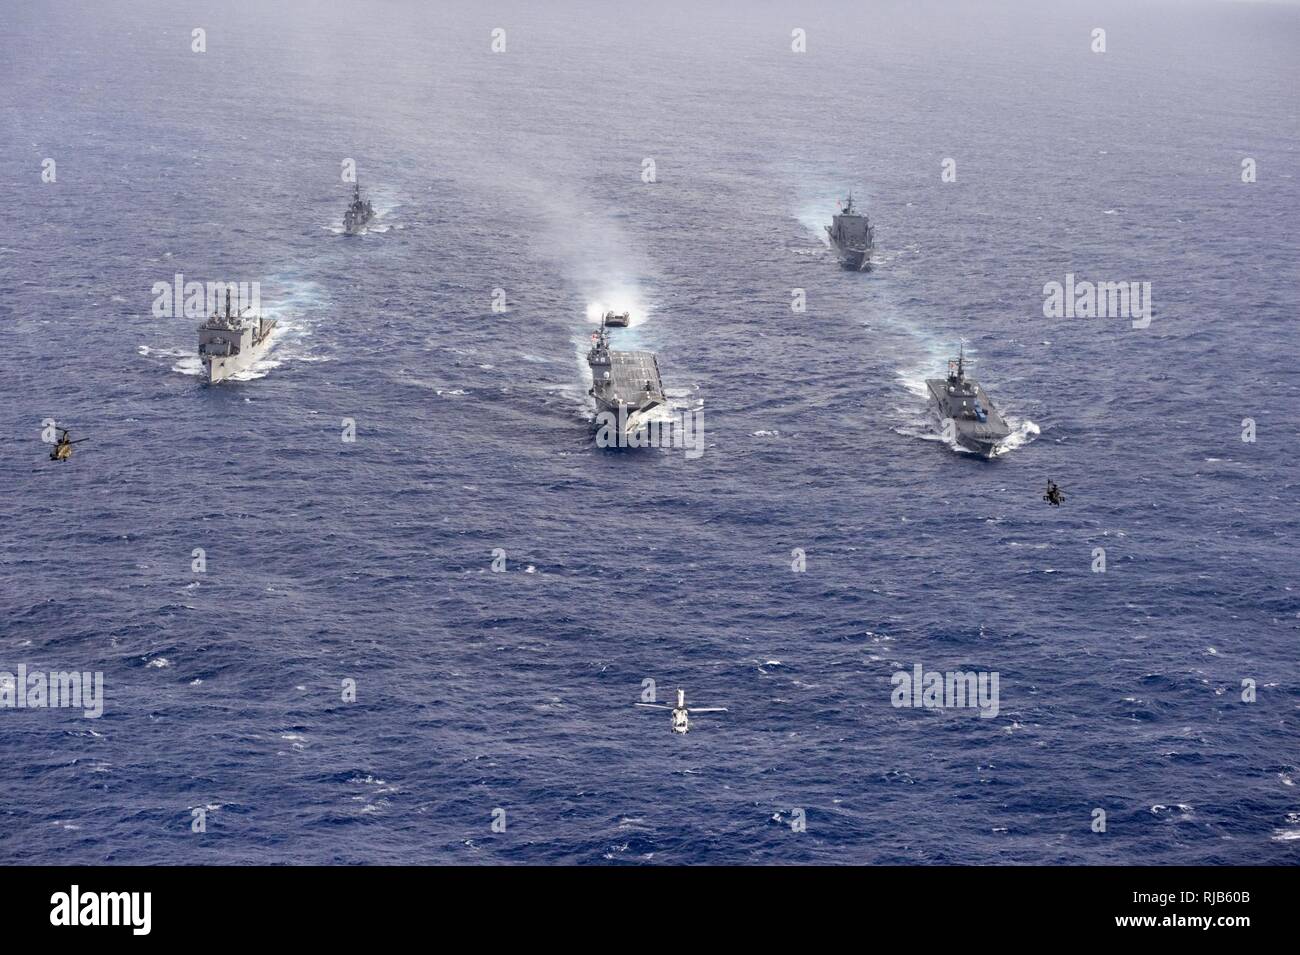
(826, 192, 874, 271)
(343, 180, 374, 235)
(926, 344, 1010, 458)
(587, 311, 667, 438)
(198, 289, 277, 384)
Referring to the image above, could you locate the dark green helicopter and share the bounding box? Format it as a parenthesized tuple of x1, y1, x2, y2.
(1043, 479, 1065, 506)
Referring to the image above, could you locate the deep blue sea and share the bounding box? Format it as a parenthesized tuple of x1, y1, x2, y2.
(2, 0, 1298, 865)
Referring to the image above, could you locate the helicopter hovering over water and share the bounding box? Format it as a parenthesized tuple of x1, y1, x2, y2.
(1043, 479, 1065, 506)
(635, 688, 727, 735)
(48, 428, 87, 462)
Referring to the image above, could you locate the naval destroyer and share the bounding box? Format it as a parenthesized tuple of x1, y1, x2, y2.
(926, 345, 1011, 458)
(197, 289, 277, 384)
(825, 193, 874, 270)
(587, 311, 667, 439)
(343, 180, 374, 235)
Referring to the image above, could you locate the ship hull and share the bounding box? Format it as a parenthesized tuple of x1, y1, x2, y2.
(953, 431, 1001, 459)
(204, 336, 275, 384)
(831, 242, 872, 271)
(592, 397, 668, 447)
(593, 395, 662, 417)
(925, 380, 1009, 459)
(343, 208, 374, 235)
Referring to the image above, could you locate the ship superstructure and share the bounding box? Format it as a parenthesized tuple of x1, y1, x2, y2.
(197, 289, 277, 384)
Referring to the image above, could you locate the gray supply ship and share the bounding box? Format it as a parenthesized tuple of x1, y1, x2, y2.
(586, 311, 667, 439)
(926, 344, 1010, 458)
(197, 289, 277, 384)
(343, 180, 374, 235)
(825, 193, 874, 270)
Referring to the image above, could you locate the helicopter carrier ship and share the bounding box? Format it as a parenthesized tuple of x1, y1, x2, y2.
(587, 311, 667, 440)
(926, 344, 1010, 458)
(197, 289, 277, 384)
(343, 180, 374, 235)
(826, 193, 874, 270)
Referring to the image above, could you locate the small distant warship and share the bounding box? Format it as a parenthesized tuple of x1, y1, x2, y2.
(197, 289, 277, 384)
(586, 311, 667, 439)
(826, 192, 874, 270)
(343, 180, 374, 235)
(926, 344, 1011, 458)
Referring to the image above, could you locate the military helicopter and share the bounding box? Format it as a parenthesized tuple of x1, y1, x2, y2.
(49, 428, 87, 462)
(635, 688, 727, 735)
(1043, 478, 1065, 506)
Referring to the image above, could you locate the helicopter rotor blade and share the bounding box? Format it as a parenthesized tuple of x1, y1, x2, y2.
(634, 703, 671, 709)
(688, 707, 727, 713)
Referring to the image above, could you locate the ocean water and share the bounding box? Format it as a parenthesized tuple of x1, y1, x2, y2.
(1, 0, 1298, 865)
